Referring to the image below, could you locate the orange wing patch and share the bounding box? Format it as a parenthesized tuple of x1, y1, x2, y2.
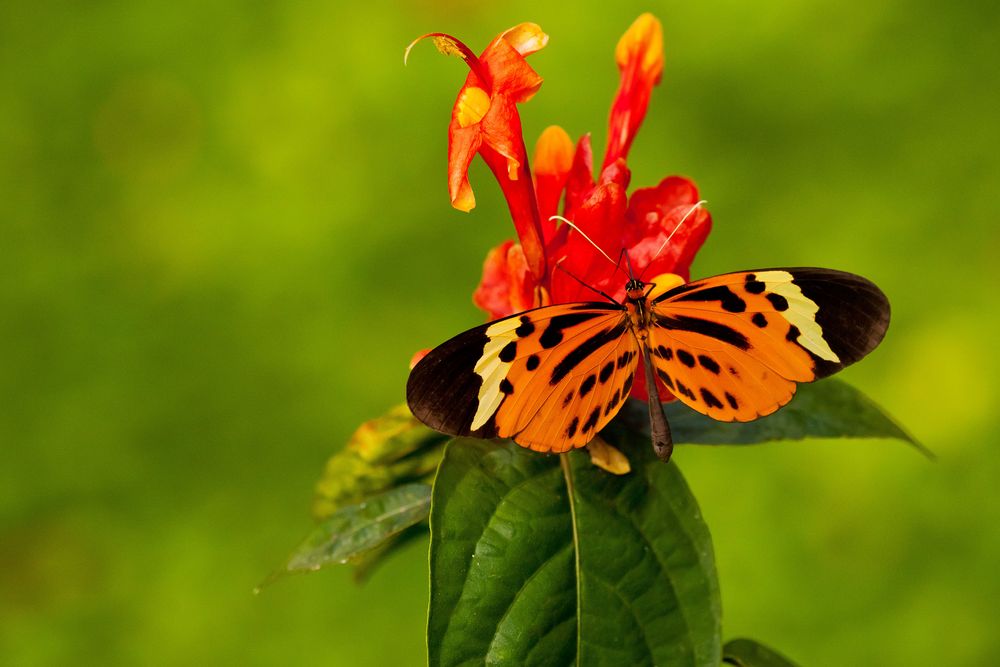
(496, 309, 639, 452)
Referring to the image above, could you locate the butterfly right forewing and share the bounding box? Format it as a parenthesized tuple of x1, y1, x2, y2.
(648, 267, 890, 422)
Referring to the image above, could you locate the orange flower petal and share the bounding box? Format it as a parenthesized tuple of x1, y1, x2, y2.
(472, 240, 537, 320)
(533, 125, 574, 230)
(505, 243, 536, 313)
(550, 179, 629, 303)
(624, 176, 712, 282)
(564, 133, 595, 221)
(501, 23, 549, 57)
(447, 123, 482, 212)
(422, 26, 547, 279)
(480, 34, 544, 103)
(604, 14, 665, 168)
(614, 13, 663, 82)
(409, 349, 430, 370)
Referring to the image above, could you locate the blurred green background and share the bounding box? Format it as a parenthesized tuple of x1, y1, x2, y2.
(2, 0, 997, 665)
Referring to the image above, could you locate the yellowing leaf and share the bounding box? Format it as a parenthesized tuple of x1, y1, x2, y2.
(586, 435, 631, 475)
(312, 404, 447, 519)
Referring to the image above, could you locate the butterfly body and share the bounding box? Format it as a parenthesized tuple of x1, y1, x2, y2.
(407, 268, 889, 462)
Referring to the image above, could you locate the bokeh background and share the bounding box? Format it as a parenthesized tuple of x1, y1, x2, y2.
(2, 0, 998, 665)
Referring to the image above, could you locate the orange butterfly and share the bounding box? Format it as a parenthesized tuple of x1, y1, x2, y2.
(407, 267, 889, 462)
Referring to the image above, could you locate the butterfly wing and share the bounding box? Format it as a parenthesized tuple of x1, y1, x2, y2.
(407, 303, 640, 453)
(649, 268, 890, 421)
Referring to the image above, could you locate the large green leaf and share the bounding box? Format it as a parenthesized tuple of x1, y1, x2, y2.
(428, 435, 720, 666)
(428, 439, 576, 666)
(723, 638, 800, 666)
(621, 378, 925, 452)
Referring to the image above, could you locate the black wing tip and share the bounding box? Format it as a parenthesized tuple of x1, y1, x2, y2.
(405, 327, 490, 438)
(788, 268, 891, 377)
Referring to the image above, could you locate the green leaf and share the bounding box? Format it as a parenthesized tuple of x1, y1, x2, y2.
(263, 483, 431, 589)
(622, 378, 926, 453)
(428, 434, 721, 666)
(428, 439, 575, 666)
(723, 638, 800, 666)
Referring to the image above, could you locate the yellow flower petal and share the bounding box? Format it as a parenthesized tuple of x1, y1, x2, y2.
(455, 86, 491, 128)
(501, 23, 549, 56)
(615, 13, 663, 80)
(533, 125, 574, 177)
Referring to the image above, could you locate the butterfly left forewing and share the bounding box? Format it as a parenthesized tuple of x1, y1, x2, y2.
(407, 303, 640, 453)
(649, 267, 890, 422)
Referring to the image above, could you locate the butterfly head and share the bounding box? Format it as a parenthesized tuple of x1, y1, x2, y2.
(625, 278, 647, 301)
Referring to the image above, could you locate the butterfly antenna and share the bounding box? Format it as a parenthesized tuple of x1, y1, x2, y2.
(550, 215, 619, 270)
(639, 200, 707, 280)
(553, 260, 620, 304)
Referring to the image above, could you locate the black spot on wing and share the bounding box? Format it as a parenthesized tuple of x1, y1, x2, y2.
(674, 379, 696, 401)
(766, 293, 789, 311)
(724, 392, 739, 409)
(514, 315, 535, 337)
(786, 325, 800, 342)
(698, 355, 721, 374)
(498, 341, 517, 362)
(526, 354, 540, 371)
(579, 374, 597, 397)
(566, 416, 579, 438)
(700, 388, 724, 409)
(752, 313, 768, 328)
(622, 374, 634, 395)
(582, 406, 602, 433)
(499, 378, 514, 395)
(656, 369, 675, 390)
(744, 274, 766, 294)
(605, 389, 621, 416)
(539, 311, 606, 349)
(599, 361, 614, 383)
(676, 349, 696, 368)
(617, 350, 636, 369)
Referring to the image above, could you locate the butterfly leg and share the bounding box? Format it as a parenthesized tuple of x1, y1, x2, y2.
(640, 343, 674, 462)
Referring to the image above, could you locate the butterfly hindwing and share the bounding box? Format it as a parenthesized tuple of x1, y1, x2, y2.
(407, 303, 640, 453)
(649, 268, 890, 421)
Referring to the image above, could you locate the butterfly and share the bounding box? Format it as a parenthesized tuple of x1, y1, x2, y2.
(406, 266, 889, 462)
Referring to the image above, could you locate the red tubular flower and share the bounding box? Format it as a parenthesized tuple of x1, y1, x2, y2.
(604, 13, 664, 169)
(414, 14, 712, 402)
(407, 24, 549, 282)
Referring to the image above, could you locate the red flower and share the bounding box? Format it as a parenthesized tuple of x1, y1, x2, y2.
(407, 23, 549, 282)
(410, 14, 712, 402)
